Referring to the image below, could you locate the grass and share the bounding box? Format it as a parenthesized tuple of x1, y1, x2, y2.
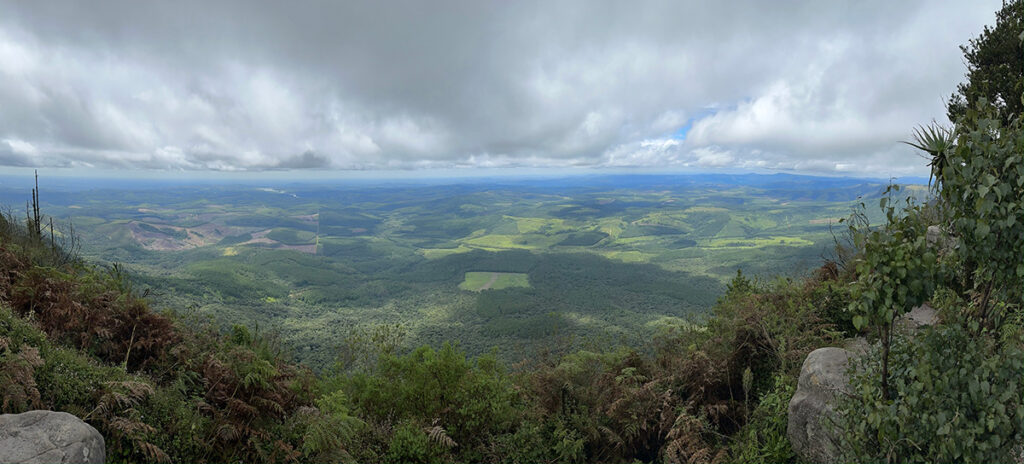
(459, 272, 531, 291)
(462, 234, 555, 250)
(420, 245, 474, 259)
(506, 216, 572, 235)
(704, 236, 814, 249)
(595, 250, 657, 263)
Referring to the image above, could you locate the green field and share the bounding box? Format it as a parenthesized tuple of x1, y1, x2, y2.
(459, 272, 531, 291)
(12, 173, 918, 369)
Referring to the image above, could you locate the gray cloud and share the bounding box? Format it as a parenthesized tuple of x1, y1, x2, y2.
(273, 151, 331, 170)
(0, 0, 1002, 175)
(0, 140, 34, 167)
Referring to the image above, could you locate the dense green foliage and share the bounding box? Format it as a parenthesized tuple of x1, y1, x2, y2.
(946, 0, 1023, 125)
(342, 344, 520, 462)
(847, 189, 938, 399)
(840, 293, 1024, 463)
(265, 228, 315, 245)
(848, 190, 937, 335)
(938, 104, 1024, 323)
(729, 375, 796, 464)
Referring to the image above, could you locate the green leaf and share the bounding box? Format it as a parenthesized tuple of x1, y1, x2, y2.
(975, 223, 990, 240)
(922, 252, 936, 266)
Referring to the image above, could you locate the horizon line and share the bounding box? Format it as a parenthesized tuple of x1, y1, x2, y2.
(0, 166, 929, 183)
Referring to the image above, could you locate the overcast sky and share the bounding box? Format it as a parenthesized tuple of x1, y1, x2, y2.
(0, 1, 1002, 177)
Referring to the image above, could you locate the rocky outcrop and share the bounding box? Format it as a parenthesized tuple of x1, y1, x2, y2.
(787, 304, 938, 463)
(926, 225, 955, 253)
(786, 347, 854, 464)
(0, 410, 104, 464)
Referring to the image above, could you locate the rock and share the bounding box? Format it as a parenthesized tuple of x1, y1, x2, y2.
(788, 303, 942, 463)
(841, 336, 870, 356)
(926, 225, 942, 247)
(0, 410, 105, 464)
(897, 303, 938, 332)
(787, 347, 855, 464)
(926, 225, 955, 252)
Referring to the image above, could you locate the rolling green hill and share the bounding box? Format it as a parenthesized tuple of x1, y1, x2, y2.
(4, 173, 917, 368)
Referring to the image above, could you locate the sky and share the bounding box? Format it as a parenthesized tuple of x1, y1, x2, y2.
(0, 0, 1003, 178)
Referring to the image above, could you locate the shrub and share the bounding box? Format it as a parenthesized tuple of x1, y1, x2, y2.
(343, 343, 522, 462)
(937, 106, 1024, 326)
(727, 374, 796, 464)
(838, 315, 1024, 463)
(386, 422, 449, 464)
(293, 390, 363, 463)
(847, 191, 937, 399)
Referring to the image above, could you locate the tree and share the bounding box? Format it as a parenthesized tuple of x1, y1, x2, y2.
(847, 189, 937, 400)
(934, 105, 1024, 325)
(946, 0, 1024, 125)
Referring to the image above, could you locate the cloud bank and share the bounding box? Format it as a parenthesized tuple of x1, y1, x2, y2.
(0, 0, 1001, 176)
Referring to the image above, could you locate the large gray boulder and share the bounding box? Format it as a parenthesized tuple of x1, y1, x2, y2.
(787, 347, 854, 464)
(0, 410, 104, 464)
(787, 304, 940, 463)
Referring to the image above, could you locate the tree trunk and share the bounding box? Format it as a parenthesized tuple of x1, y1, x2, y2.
(880, 322, 891, 401)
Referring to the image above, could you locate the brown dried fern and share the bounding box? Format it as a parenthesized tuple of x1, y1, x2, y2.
(85, 380, 169, 464)
(0, 342, 44, 413)
(425, 421, 458, 449)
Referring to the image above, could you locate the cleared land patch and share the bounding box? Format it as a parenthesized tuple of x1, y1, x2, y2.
(462, 233, 554, 250)
(459, 272, 530, 291)
(419, 245, 474, 259)
(705, 236, 814, 249)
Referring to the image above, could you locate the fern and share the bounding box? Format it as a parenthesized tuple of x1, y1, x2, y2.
(424, 423, 458, 449)
(138, 442, 171, 463)
(85, 380, 169, 464)
(662, 413, 712, 464)
(0, 340, 43, 413)
(298, 403, 362, 463)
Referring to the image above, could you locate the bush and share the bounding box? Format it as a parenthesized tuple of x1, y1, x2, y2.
(342, 343, 522, 462)
(728, 374, 796, 464)
(847, 191, 938, 400)
(938, 106, 1024, 326)
(838, 314, 1024, 463)
(385, 422, 450, 464)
